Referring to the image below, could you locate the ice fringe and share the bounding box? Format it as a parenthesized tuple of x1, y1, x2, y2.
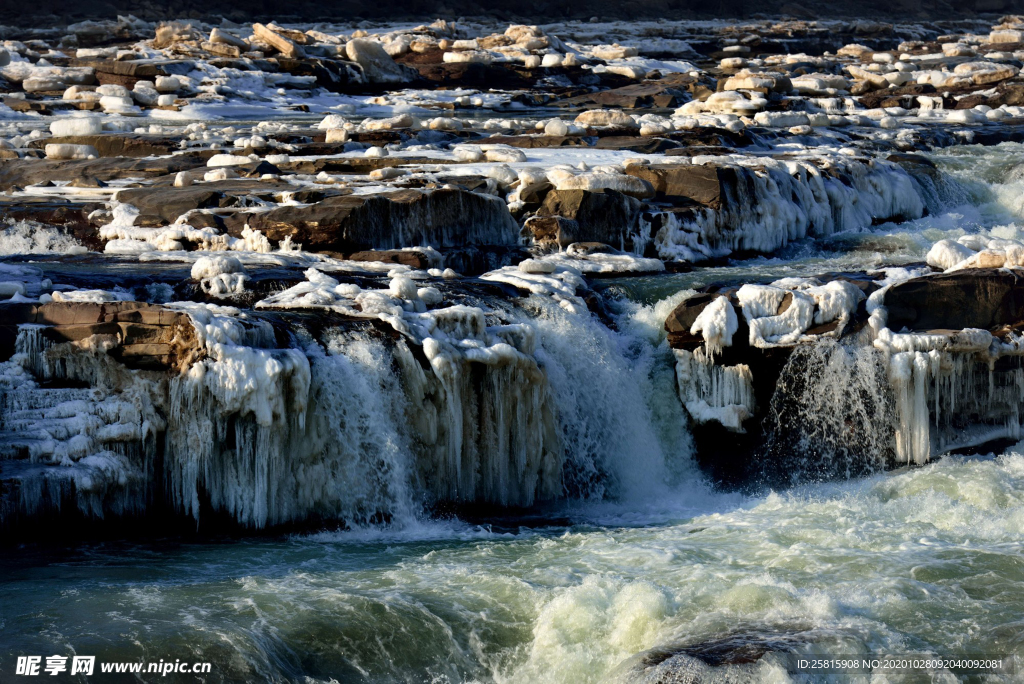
(674, 348, 753, 431)
(1, 269, 568, 527)
(652, 156, 931, 262)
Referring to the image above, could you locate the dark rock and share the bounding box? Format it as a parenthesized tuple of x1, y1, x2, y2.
(533, 188, 641, 248)
(885, 269, 1024, 332)
(273, 56, 362, 92)
(114, 185, 223, 224)
(558, 72, 702, 109)
(664, 292, 723, 348)
(279, 156, 454, 175)
(482, 135, 590, 148)
(345, 249, 434, 268)
(0, 198, 104, 250)
(594, 136, 682, 153)
(857, 82, 936, 109)
(233, 187, 518, 252)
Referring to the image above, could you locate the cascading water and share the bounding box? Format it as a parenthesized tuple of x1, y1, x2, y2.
(0, 282, 701, 531)
(763, 340, 897, 482)
(516, 295, 695, 501)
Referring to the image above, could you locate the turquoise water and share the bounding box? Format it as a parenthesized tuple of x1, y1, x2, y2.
(2, 453, 1024, 682)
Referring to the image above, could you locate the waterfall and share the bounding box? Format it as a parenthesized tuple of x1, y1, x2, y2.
(521, 295, 695, 501)
(1, 288, 695, 531)
(764, 341, 897, 482)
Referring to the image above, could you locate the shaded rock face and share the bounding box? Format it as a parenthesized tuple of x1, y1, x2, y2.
(885, 269, 1024, 331)
(0, 198, 105, 250)
(236, 188, 519, 252)
(530, 188, 642, 251)
(625, 163, 730, 208)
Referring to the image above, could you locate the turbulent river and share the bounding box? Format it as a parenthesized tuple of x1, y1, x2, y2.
(5, 142, 1024, 683)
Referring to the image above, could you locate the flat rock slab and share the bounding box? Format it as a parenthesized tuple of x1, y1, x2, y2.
(594, 137, 682, 153)
(885, 269, 1024, 331)
(233, 187, 518, 252)
(482, 135, 590, 148)
(29, 134, 183, 158)
(2, 98, 98, 113)
(558, 73, 704, 109)
(114, 181, 351, 224)
(69, 58, 194, 77)
(280, 156, 456, 174)
(0, 155, 212, 191)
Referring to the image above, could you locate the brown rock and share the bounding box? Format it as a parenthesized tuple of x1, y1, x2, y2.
(624, 164, 729, 208)
(559, 73, 699, 109)
(346, 249, 434, 268)
(482, 135, 590, 148)
(253, 23, 305, 59)
(885, 270, 1024, 331)
(0, 198, 103, 250)
(28, 134, 182, 158)
(0, 155, 210, 191)
(114, 185, 223, 224)
(664, 292, 725, 349)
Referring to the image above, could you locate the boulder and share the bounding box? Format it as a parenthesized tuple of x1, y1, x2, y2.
(530, 188, 641, 248)
(885, 270, 1024, 331)
(345, 38, 411, 83)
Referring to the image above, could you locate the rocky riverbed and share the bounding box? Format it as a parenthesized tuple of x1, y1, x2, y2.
(5, 13, 1024, 684)
(4, 14, 1024, 537)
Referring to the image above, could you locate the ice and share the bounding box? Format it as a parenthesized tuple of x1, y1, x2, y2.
(652, 155, 928, 262)
(44, 143, 98, 160)
(49, 117, 104, 137)
(674, 348, 754, 431)
(0, 220, 87, 255)
(689, 295, 737, 358)
(191, 255, 249, 298)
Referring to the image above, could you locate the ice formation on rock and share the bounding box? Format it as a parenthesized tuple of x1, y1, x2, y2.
(652, 156, 929, 261)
